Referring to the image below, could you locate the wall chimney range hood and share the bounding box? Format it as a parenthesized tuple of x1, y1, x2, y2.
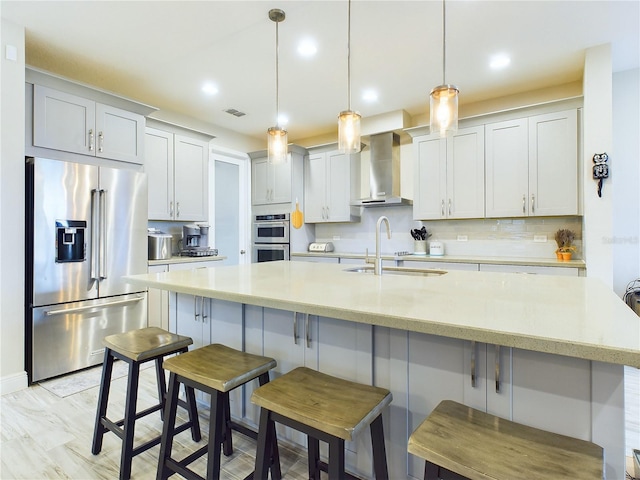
(352, 131, 412, 207)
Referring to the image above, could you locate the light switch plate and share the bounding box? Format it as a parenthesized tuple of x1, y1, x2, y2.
(457, 235, 468, 242)
(5, 45, 17, 62)
(533, 235, 548, 243)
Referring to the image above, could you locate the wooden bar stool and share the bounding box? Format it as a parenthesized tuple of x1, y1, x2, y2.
(156, 343, 279, 480)
(91, 327, 201, 480)
(251, 366, 393, 480)
(408, 400, 604, 480)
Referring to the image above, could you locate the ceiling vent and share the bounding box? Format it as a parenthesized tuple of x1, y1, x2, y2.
(224, 108, 246, 117)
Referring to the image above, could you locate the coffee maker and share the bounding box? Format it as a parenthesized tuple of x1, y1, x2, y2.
(181, 223, 217, 256)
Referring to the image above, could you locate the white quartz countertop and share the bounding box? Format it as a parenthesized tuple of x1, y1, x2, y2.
(125, 261, 639, 368)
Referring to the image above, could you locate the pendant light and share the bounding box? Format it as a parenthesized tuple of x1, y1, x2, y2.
(338, 0, 361, 154)
(267, 9, 288, 165)
(430, 0, 459, 137)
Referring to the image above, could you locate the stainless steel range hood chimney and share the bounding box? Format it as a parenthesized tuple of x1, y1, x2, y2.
(352, 131, 412, 207)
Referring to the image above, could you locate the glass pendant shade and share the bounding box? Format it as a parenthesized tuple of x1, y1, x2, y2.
(430, 84, 459, 136)
(338, 110, 361, 154)
(267, 126, 288, 164)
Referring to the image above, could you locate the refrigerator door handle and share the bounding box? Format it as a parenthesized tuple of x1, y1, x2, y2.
(99, 189, 107, 279)
(90, 188, 100, 281)
(44, 295, 146, 316)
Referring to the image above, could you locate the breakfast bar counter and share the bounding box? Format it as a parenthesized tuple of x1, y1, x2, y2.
(125, 261, 638, 479)
(127, 261, 638, 368)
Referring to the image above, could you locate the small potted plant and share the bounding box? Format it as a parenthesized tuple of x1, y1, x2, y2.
(554, 229, 576, 261)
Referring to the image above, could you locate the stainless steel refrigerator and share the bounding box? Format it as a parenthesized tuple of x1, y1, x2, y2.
(25, 157, 148, 383)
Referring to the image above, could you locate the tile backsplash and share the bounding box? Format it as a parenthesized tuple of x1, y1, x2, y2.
(314, 206, 582, 259)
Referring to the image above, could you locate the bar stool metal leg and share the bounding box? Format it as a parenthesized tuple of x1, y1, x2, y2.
(156, 373, 180, 480)
(307, 436, 320, 480)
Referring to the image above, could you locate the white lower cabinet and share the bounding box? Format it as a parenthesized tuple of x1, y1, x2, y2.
(392, 330, 594, 479)
(147, 264, 169, 330)
(245, 306, 374, 478)
(479, 263, 580, 276)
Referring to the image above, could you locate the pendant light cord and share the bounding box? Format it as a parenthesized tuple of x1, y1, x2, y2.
(347, 0, 352, 111)
(442, 0, 446, 85)
(275, 18, 280, 127)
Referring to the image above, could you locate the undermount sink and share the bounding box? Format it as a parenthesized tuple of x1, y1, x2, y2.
(344, 266, 447, 277)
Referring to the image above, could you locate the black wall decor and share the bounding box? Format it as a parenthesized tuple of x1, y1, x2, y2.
(592, 153, 609, 197)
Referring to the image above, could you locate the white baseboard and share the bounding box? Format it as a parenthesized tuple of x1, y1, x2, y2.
(0, 371, 28, 396)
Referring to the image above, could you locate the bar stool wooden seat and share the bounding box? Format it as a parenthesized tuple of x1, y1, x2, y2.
(408, 400, 604, 480)
(251, 366, 393, 480)
(92, 327, 201, 480)
(157, 343, 279, 480)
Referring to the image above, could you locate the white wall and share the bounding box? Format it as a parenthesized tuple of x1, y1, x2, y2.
(0, 18, 27, 393)
(583, 44, 614, 286)
(612, 68, 640, 297)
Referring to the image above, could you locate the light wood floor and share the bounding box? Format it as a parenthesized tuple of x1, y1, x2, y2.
(1, 365, 639, 479)
(0, 366, 312, 480)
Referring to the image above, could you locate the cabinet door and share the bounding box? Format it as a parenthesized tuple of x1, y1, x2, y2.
(147, 264, 169, 330)
(95, 104, 144, 163)
(447, 126, 485, 219)
(271, 159, 292, 204)
(33, 85, 96, 156)
(485, 118, 529, 217)
(326, 151, 352, 221)
(146, 128, 174, 220)
(175, 293, 209, 350)
(528, 109, 578, 216)
(251, 157, 269, 205)
(413, 134, 446, 220)
(304, 153, 327, 222)
(174, 134, 208, 221)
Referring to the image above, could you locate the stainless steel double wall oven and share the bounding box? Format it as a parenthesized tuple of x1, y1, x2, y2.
(252, 213, 290, 262)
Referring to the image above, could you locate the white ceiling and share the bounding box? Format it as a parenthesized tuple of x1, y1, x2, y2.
(2, 1, 639, 143)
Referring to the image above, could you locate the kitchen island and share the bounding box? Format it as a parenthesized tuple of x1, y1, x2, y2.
(125, 261, 639, 479)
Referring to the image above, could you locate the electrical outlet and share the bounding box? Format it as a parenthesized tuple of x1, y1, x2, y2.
(533, 235, 548, 243)
(457, 235, 468, 242)
(332, 236, 340, 241)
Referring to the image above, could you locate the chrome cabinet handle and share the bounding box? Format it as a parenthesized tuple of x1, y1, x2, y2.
(88, 129, 95, 151)
(448, 199, 452, 216)
(176, 202, 180, 218)
(495, 344, 501, 392)
(169, 201, 174, 217)
(194, 296, 200, 321)
(531, 194, 535, 214)
(522, 194, 526, 214)
(201, 296, 208, 323)
(305, 314, 311, 348)
(326, 207, 330, 220)
(98, 131, 104, 153)
(441, 199, 445, 217)
(293, 311, 298, 344)
(470, 340, 477, 387)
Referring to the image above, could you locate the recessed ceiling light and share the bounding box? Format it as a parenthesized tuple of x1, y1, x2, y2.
(362, 89, 378, 102)
(490, 54, 511, 70)
(297, 39, 317, 57)
(202, 83, 219, 95)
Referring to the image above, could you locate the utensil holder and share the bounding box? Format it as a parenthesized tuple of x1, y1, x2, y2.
(414, 240, 427, 254)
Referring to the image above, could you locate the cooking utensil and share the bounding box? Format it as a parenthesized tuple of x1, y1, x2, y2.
(292, 198, 303, 229)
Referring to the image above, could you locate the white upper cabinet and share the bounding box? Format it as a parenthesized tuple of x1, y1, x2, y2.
(304, 149, 359, 223)
(146, 127, 209, 221)
(528, 110, 578, 216)
(486, 109, 578, 217)
(413, 126, 485, 220)
(33, 85, 144, 164)
(251, 155, 292, 205)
